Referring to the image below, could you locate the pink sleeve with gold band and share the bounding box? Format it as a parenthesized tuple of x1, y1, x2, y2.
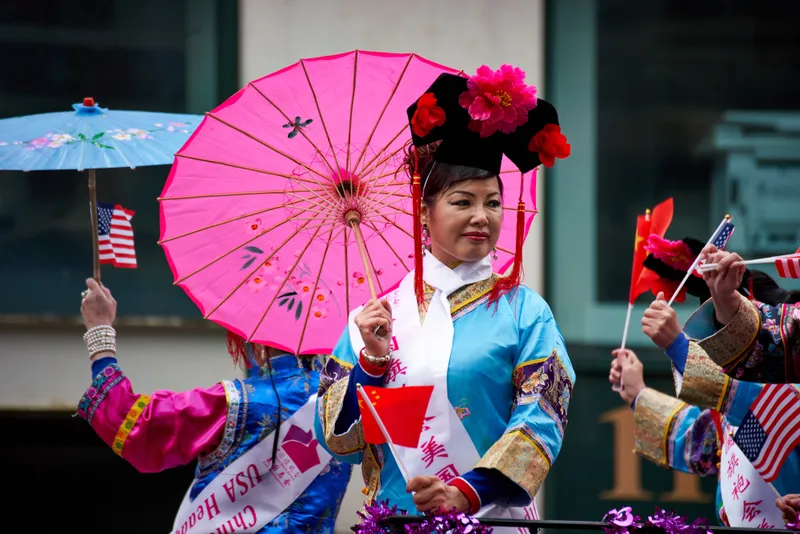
(77, 363, 228, 473)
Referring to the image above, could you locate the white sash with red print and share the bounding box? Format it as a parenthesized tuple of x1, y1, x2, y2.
(348, 253, 538, 532)
(719, 422, 783, 528)
(169, 396, 328, 534)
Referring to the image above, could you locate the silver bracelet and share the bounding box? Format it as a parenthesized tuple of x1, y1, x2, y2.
(83, 325, 117, 358)
(363, 347, 392, 367)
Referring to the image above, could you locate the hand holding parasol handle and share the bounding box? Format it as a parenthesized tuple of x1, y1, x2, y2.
(88, 169, 101, 282)
(346, 210, 388, 339)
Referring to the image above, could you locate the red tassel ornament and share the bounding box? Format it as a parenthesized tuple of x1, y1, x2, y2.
(489, 173, 527, 305)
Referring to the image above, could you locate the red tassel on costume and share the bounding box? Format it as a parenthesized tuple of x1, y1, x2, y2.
(226, 331, 251, 368)
(411, 146, 424, 305)
(489, 199, 525, 305)
(412, 172, 424, 305)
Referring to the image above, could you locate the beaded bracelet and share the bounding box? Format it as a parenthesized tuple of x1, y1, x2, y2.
(83, 325, 117, 358)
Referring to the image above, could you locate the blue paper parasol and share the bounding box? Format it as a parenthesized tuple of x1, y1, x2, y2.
(0, 97, 203, 279)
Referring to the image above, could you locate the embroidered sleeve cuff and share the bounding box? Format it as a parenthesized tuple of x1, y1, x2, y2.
(696, 293, 761, 368)
(449, 477, 481, 515)
(77, 363, 125, 424)
(633, 388, 687, 467)
(91, 356, 118, 377)
(475, 427, 551, 500)
(665, 333, 689, 374)
(678, 342, 735, 413)
(319, 363, 366, 457)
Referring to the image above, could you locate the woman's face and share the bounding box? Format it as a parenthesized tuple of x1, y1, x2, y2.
(422, 177, 503, 266)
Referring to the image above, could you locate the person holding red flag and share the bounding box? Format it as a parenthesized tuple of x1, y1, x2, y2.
(315, 65, 575, 528)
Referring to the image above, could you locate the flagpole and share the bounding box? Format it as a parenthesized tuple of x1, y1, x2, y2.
(667, 214, 731, 306)
(612, 303, 634, 393)
(356, 383, 411, 483)
(88, 168, 101, 282)
(698, 252, 799, 271)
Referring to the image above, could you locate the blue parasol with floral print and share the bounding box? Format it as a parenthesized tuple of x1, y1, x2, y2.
(0, 97, 203, 280)
(0, 97, 201, 172)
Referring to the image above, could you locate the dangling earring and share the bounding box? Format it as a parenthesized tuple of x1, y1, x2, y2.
(422, 224, 430, 255)
(492, 247, 498, 261)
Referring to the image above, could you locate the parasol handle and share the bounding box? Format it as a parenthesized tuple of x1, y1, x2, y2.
(346, 211, 387, 339)
(88, 169, 101, 282)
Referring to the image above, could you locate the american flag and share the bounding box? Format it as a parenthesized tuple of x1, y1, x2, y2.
(733, 384, 800, 482)
(694, 221, 735, 275)
(96, 202, 137, 268)
(775, 251, 800, 279)
(712, 221, 735, 250)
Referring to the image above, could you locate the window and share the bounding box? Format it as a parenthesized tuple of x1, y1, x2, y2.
(546, 0, 800, 343)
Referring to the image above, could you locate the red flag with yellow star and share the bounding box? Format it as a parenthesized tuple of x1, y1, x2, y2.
(629, 197, 674, 303)
(358, 384, 433, 448)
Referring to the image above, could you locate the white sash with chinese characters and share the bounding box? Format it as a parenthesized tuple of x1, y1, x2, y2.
(719, 423, 783, 529)
(170, 395, 329, 534)
(348, 253, 538, 531)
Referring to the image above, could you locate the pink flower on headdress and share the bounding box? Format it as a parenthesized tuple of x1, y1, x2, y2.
(644, 235, 695, 272)
(458, 64, 537, 137)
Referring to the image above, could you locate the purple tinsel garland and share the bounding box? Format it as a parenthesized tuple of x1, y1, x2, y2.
(603, 506, 716, 533)
(352, 501, 493, 533)
(354, 501, 800, 533)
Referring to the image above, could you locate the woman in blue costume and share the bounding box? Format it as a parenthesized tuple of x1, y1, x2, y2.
(315, 65, 575, 528)
(77, 278, 351, 533)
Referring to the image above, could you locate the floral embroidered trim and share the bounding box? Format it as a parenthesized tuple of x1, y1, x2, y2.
(633, 388, 687, 467)
(417, 276, 498, 323)
(318, 355, 354, 396)
(112, 394, 151, 457)
(77, 364, 124, 425)
(512, 349, 573, 436)
(321, 378, 365, 456)
(475, 425, 551, 498)
(696, 293, 761, 368)
(679, 344, 733, 413)
(197, 380, 245, 476)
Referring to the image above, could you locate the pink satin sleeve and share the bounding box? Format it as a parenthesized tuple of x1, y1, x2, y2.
(78, 364, 228, 473)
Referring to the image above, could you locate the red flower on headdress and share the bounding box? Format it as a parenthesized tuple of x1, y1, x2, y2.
(528, 124, 570, 167)
(458, 64, 537, 137)
(644, 235, 696, 272)
(411, 93, 446, 137)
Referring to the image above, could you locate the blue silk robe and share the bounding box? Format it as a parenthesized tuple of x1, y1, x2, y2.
(315, 276, 575, 515)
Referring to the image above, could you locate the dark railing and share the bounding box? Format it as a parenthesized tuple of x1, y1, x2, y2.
(379, 515, 798, 533)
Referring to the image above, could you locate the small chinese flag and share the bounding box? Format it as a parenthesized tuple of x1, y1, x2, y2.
(629, 197, 674, 303)
(358, 385, 433, 448)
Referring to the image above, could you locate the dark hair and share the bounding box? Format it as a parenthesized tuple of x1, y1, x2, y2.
(751, 269, 800, 306)
(404, 142, 501, 205)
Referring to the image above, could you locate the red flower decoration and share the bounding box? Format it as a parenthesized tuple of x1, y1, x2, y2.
(411, 93, 446, 137)
(644, 235, 695, 272)
(458, 64, 537, 138)
(528, 124, 571, 167)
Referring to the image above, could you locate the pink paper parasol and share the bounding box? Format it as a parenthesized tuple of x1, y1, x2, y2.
(159, 50, 538, 355)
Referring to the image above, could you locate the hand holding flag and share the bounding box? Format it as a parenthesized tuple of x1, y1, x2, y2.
(668, 215, 733, 305)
